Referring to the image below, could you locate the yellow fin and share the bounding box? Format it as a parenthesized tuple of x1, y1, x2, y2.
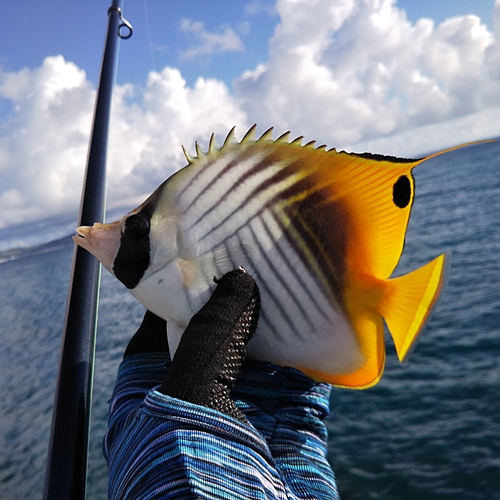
(381, 253, 449, 362)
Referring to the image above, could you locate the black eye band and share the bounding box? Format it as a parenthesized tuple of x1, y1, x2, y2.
(122, 213, 150, 241)
(114, 212, 151, 288)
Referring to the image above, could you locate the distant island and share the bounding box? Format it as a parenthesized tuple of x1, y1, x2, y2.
(0, 235, 74, 264)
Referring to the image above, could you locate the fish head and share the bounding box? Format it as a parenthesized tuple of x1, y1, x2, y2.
(73, 220, 122, 274)
(73, 186, 182, 291)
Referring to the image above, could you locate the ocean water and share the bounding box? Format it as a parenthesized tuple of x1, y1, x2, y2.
(0, 140, 499, 499)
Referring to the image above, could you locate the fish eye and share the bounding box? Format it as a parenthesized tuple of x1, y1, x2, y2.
(393, 175, 411, 208)
(122, 213, 150, 241)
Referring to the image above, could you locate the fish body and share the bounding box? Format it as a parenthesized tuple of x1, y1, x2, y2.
(74, 125, 456, 388)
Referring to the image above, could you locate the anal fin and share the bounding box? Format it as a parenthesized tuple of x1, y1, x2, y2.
(381, 253, 449, 362)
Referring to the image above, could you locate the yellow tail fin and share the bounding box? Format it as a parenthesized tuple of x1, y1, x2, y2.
(381, 254, 449, 362)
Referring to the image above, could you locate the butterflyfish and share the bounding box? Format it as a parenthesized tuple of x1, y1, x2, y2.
(73, 125, 468, 388)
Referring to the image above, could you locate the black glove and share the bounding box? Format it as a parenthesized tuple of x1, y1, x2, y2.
(123, 309, 168, 358)
(160, 268, 260, 422)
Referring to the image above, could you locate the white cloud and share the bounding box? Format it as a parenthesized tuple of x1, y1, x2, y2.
(235, 0, 500, 152)
(179, 19, 245, 60)
(244, 0, 277, 17)
(1, 0, 500, 245)
(0, 57, 248, 233)
(0, 56, 94, 228)
(106, 66, 248, 204)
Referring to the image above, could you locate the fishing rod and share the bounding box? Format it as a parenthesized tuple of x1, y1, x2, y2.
(43, 2, 132, 498)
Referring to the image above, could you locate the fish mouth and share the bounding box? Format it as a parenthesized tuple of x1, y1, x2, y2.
(73, 221, 121, 274)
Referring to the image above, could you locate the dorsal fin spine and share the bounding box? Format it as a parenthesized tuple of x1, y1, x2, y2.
(275, 131, 291, 143)
(182, 145, 195, 164)
(241, 124, 257, 143)
(222, 126, 237, 149)
(208, 133, 220, 154)
(195, 141, 204, 159)
(259, 127, 274, 142)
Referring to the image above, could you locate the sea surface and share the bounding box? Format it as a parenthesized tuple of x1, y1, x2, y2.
(0, 140, 499, 499)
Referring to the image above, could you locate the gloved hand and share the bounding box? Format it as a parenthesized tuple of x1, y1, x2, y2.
(124, 268, 261, 423)
(123, 309, 168, 357)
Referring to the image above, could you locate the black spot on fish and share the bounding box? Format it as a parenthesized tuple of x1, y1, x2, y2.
(393, 175, 411, 208)
(114, 212, 151, 289)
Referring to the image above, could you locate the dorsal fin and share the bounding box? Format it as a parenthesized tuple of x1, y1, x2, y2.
(181, 126, 331, 163)
(181, 125, 496, 167)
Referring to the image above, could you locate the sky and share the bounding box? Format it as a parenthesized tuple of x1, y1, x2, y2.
(0, 0, 499, 249)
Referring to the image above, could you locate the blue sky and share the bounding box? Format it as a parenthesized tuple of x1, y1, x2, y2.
(0, 0, 499, 249)
(0, 1, 496, 88)
(0, 1, 276, 90)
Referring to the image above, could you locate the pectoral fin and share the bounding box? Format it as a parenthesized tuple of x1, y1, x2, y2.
(167, 320, 186, 358)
